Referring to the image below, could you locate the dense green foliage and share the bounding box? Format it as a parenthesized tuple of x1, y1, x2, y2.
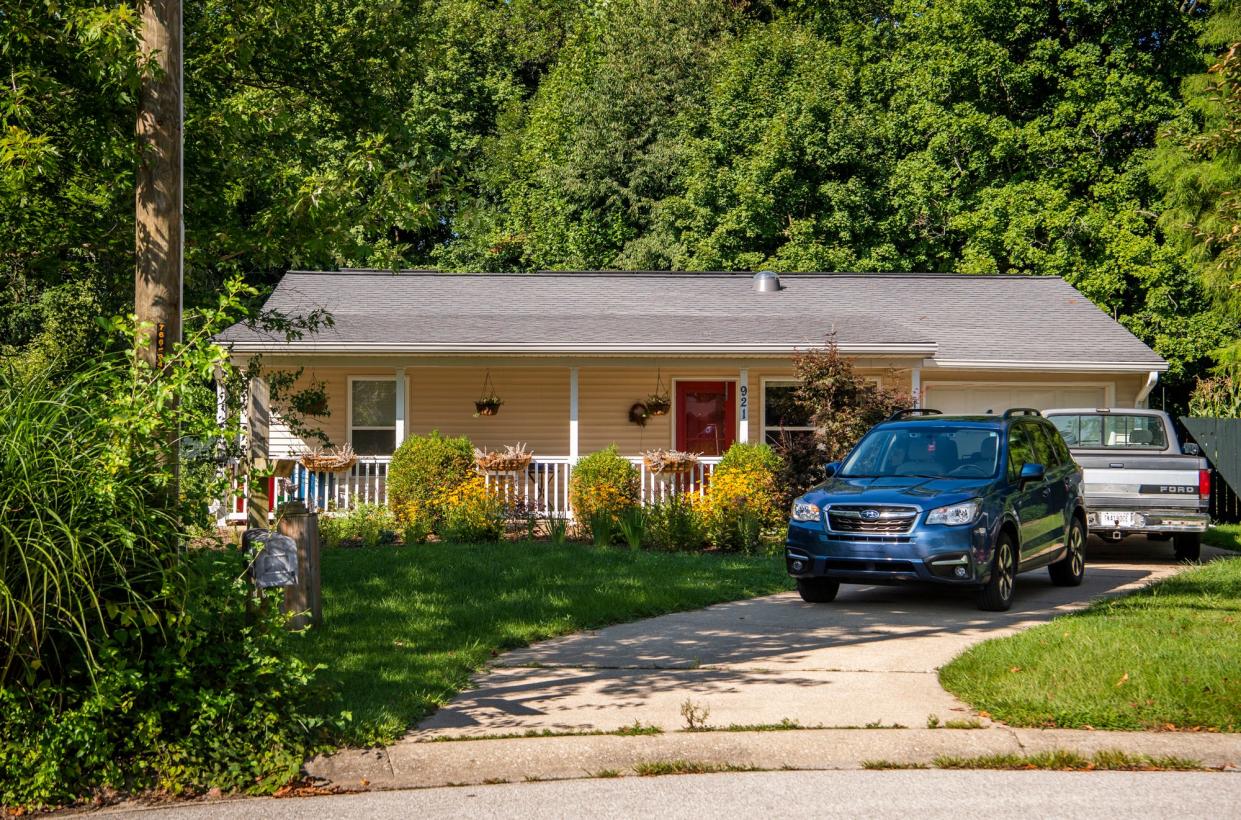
(318, 504, 401, 548)
(0, 288, 326, 809)
(4, 0, 1241, 404)
(940, 557, 1241, 731)
(300, 540, 791, 744)
(1, 551, 325, 810)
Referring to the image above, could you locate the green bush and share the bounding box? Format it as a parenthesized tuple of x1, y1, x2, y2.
(717, 440, 783, 475)
(645, 494, 707, 551)
(387, 431, 475, 531)
(569, 446, 639, 539)
(318, 504, 400, 548)
(0, 550, 329, 811)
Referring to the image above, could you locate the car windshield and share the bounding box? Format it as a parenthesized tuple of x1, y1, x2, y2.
(1049, 414, 1167, 450)
(840, 426, 1002, 479)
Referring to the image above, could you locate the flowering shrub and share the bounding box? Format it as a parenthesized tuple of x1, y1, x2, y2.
(569, 446, 639, 540)
(702, 442, 785, 553)
(437, 475, 506, 543)
(389, 431, 475, 531)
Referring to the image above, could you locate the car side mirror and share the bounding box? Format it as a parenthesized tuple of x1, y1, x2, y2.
(824, 461, 841, 479)
(1183, 442, 1201, 456)
(1019, 462, 1045, 486)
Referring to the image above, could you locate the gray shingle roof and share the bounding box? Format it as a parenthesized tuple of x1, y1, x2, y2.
(216, 271, 1166, 370)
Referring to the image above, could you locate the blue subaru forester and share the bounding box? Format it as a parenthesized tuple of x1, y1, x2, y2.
(785, 409, 1086, 611)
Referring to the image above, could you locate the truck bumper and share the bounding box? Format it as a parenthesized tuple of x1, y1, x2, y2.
(1086, 510, 1209, 534)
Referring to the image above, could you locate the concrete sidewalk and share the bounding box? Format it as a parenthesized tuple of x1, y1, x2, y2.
(303, 727, 1241, 791)
(412, 538, 1215, 740)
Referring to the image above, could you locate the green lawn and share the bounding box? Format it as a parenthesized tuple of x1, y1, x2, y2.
(299, 542, 791, 746)
(940, 557, 1241, 731)
(1203, 524, 1241, 552)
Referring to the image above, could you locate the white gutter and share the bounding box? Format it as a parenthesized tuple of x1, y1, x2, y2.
(1135, 369, 1160, 408)
(927, 359, 1169, 374)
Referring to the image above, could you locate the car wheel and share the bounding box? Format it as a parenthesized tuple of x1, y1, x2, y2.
(977, 533, 1016, 612)
(796, 578, 840, 603)
(1049, 518, 1086, 587)
(1173, 533, 1202, 563)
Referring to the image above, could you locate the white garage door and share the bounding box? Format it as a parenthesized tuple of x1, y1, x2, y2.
(923, 383, 1109, 416)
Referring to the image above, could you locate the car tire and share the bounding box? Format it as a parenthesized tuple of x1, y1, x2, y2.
(1173, 533, 1202, 563)
(796, 578, 840, 603)
(1049, 518, 1086, 587)
(977, 532, 1017, 612)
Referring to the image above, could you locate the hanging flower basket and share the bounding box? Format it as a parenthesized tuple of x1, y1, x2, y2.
(297, 443, 358, 473)
(474, 370, 504, 417)
(475, 443, 533, 473)
(647, 369, 671, 415)
(646, 395, 670, 416)
(642, 449, 700, 474)
(475, 398, 503, 416)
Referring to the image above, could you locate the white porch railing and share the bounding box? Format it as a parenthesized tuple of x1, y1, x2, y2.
(274, 455, 722, 517)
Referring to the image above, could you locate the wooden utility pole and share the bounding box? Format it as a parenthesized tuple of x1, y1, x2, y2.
(135, 0, 183, 367)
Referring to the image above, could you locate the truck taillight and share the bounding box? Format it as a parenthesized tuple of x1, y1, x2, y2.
(1200, 469, 1211, 498)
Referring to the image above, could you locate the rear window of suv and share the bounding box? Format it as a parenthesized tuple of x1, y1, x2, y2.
(1049, 414, 1167, 450)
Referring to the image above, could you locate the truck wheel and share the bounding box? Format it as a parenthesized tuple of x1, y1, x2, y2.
(1049, 519, 1086, 587)
(977, 533, 1016, 612)
(797, 578, 840, 603)
(1173, 533, 1202, 563)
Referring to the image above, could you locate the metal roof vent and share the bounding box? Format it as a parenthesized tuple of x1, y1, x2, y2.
(752, 270, 781, 292)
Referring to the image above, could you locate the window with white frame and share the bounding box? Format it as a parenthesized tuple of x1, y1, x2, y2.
(762, 381, 815, 447)
(350, 378, 397, 455)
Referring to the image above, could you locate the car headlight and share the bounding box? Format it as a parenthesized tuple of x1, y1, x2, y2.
(791, 500, 821, 522)
(925, 499, 981, 526)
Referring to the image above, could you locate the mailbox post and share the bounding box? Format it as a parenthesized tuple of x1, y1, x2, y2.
(242, 501, 321, 630)
(276, 501, 322, 629)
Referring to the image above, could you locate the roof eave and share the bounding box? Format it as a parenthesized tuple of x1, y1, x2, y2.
(218, 341, 938, 357)
(926, 359, 1168, 373)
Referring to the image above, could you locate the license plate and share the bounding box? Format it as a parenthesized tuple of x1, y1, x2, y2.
(1097, 511, 1135, 528)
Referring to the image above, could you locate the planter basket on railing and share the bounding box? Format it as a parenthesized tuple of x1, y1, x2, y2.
(296, 444, 358, 473)
(641, 449, 700, 474)
(475, 442, 534, 473)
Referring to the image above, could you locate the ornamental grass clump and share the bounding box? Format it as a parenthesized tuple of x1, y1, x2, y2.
(569, 446, 639, 541)
(702, 442, 785, 553)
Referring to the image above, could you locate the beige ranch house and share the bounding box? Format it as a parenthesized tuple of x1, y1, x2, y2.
(217, 270, 1166, 518)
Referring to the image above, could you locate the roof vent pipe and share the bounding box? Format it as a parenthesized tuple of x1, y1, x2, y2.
(752, 270, 781, 292)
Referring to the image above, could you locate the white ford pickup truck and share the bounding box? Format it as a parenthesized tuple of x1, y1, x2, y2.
(1043, 408, 1210, 561)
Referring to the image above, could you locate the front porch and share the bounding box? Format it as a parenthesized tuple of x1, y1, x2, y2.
(272, 454, 723, 518)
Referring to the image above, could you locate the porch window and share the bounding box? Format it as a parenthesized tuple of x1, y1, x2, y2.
(349, 378, 397, 455)
(762, 381, 814, 447)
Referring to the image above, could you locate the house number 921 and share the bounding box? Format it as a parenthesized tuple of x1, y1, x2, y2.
(739, 384, 748, 420)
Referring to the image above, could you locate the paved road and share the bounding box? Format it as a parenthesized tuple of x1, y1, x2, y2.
(415, 537, 1222, 737)
(115, 769, 1241, 819)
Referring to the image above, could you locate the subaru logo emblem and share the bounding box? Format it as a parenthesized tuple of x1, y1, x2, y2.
(861, 509, 881, 521)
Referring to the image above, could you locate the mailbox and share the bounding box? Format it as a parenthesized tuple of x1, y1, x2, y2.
(243, 528, 299, 589)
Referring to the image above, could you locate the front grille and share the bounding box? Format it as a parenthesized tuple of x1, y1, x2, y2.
(824, 558, 917, 573)
(827, 505, 918, 534)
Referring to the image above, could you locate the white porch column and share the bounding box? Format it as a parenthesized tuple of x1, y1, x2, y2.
(394, 367, 406, 449)
(911, 366, 922, 408)
(738, 368, 750, 443)
(569, 366, 580, 462)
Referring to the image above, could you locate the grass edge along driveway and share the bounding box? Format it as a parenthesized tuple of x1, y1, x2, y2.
(940, 555, 1241, 732)
(299, 542, 792, 747)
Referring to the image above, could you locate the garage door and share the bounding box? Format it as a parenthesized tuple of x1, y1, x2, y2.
(923, 384, 1109, 416)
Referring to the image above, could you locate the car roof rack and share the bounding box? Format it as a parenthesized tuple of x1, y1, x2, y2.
(1002, 408, 1042, 419)
(887, 408, 943, 421)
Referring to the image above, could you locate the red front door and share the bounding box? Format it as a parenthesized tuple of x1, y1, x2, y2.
(676, 381, 736, 456)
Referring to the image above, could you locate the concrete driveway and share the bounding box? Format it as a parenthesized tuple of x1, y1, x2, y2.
(413, 538, 1226, 738)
